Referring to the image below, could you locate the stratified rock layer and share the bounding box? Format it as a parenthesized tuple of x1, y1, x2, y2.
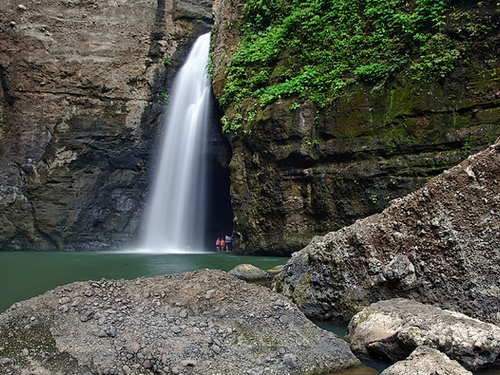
(0, 0, 216, 250)
(0, 269, 360, 375)
(211, 0, 500, 255)
(274, 143, 500, 324)
(346, 299, 500, 370)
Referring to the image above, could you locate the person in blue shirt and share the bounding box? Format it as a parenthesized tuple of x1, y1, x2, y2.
(225, 235, 232, 252)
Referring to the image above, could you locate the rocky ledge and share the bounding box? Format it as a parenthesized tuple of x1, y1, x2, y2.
(345, 298, 500, 371)
(380, 346, 473, 375)
(0, 269, 360, 375)
(273, 142, 500, 324)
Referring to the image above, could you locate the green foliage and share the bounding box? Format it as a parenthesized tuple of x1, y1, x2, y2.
(160, 92, 168, 103)
(220, 0, 461, 113)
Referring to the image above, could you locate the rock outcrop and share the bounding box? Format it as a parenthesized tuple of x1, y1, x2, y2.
(211, 0, 500, 255)
(345, 299, 500, 371)
(228, 263, 270, 283)
(380, 346, 473, 375)
(0, 0, 228, 250)
(0, 269, 360, 375)
(273, 142, 500, 324)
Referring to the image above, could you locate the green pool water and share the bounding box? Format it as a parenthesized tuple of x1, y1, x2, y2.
(0, 251, 287, 313)
(1, 251, 497, 375)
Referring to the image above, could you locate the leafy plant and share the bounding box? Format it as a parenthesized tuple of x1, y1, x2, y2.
(220, 0, 461, 122)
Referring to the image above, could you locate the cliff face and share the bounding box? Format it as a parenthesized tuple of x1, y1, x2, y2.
(0, 0, 215, 250)
(2, 0, 500, 253)
(273, 143, 500, 325)
(212, 0, 500, 255)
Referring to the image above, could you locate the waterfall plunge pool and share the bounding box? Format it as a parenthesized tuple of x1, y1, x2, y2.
(2, 251, 499, 374)
(0, 251, 287, 314)
(0, 250, 383, 374)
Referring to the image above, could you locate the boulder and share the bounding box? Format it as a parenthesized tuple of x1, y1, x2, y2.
(273, 143, 500, 324)
(228, 263, 270, 282)
(380, 346, 473, 375)
(0, 269, 360, 375)
(267, 264, 285, 278)
(345, 298, 500, 371)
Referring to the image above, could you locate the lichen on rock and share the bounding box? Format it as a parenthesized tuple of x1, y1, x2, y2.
(273, 143, 500, 325)
(0, 269, 361, 375)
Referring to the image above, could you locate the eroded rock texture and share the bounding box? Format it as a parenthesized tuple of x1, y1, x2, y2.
(0, 0, 215, 250)
(211, 0, 500, 255)
(346, 299, 500, 370)
(273, 143, 500, 324)
(0, 269, 360, 375)
(380, 346, 473, 375)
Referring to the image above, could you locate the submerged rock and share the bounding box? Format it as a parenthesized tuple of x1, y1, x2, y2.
(345, 299, 500, 371)
(274, 143, 500, 324)
(380, 346, 473, 375)
(0, 269, 360, 375)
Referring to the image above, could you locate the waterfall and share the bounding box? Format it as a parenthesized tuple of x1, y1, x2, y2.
(142, 33, 211, 252)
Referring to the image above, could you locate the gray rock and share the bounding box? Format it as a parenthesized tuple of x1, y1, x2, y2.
(181, 359, 197, 367)
(345, 298, 500, 370)
(380, 346, 473, 375)
(228, 264, 270, 282)
(0, 269, 360, 374)
(274, 144, 500, 325)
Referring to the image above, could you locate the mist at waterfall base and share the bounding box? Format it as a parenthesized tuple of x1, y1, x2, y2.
(140, 33, 213, 253)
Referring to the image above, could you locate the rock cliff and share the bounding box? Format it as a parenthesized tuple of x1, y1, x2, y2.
(2, 0, 500, 254)
(273, 143, 500, 324)
(0, 0, 223, 250)
(211, 0, 500, 255)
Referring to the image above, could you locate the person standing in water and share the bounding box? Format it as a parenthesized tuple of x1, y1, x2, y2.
(225, 235, 232, 252)
(216, 238, 221, 252)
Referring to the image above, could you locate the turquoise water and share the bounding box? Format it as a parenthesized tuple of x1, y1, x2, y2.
(0, 251, 287, 313)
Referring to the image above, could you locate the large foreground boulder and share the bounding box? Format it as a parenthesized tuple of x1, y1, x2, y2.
(0, 269, 360, 375)
(380, 346, 473, 375)
(345, 299, 500, 370)
(273, 143, 500, 324)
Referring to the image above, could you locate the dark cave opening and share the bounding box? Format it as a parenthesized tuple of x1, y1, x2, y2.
(204, 99, 234, 250)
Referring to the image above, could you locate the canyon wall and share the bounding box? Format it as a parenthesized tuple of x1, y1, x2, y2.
(0, 0, 216, 250)
(1, 0, 500, 254)
(211, 0, 500, 255)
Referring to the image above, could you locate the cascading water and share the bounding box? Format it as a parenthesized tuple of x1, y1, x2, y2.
(142, 33, 211, 252)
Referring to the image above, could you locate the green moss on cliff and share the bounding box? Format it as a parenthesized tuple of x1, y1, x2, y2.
(221, 0, 466, 110)
(219, 0, 500, 135)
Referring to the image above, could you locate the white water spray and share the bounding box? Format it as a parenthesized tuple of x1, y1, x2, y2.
(142, 33, 211, 252)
